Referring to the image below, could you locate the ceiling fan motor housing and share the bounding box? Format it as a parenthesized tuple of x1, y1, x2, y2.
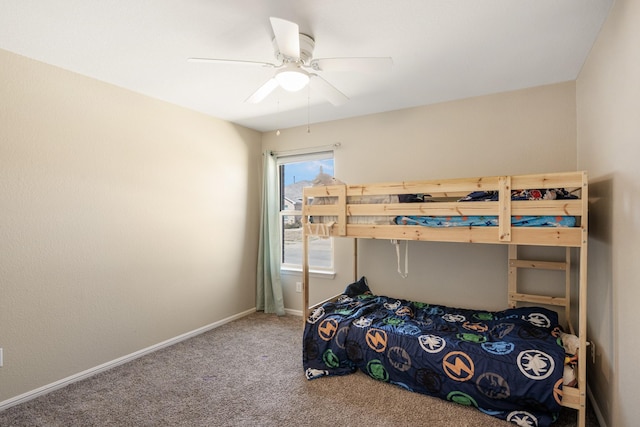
(273, 33, 315, 65)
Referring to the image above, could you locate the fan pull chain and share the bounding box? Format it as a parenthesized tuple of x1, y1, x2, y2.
(307, 85, 311, 133)
(276, 98, 281, 136)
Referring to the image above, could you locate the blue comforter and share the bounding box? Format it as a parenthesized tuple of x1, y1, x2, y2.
(395, 215, 576, 227)
(303, 278, 566, 427)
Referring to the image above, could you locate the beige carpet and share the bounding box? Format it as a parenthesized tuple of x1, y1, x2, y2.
(0, 312, 599, 426)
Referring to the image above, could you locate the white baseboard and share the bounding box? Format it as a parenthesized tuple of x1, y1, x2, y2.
(285, 308, 303, 317)
(0, 308, 256, 412)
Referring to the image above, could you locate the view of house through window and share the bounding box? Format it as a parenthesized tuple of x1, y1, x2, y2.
(278, 152, 334, 271)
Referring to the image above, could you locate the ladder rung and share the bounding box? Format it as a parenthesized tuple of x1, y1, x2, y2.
(509, 292, 567, 306)
(509, 259, 567, 271)
(561, 386, 581, 409)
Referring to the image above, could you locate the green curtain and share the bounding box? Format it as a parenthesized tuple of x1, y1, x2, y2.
(256, 151, 285, 315)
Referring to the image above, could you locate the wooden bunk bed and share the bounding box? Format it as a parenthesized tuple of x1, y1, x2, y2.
(300, 171, 588, 427)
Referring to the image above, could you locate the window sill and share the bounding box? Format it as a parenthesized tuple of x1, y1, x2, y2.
(281, 267, 336, 280)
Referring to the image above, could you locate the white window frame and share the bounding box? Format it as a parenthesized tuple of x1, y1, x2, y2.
(276, 150, 335, 275)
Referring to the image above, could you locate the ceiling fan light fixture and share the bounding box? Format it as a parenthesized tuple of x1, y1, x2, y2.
(275, 67, 310, 92)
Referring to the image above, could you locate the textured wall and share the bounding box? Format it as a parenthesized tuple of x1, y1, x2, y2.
(0, 49, 261, 403)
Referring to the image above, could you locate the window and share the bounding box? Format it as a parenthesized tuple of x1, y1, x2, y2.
(277, 151, 334, 272)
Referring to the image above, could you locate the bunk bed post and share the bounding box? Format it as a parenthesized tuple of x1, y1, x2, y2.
(576, 172, 589, 427)
(576, 241, 588, 427)
(507, 245, 518, 308)
(565, 247, 573, 333)
(353, 238, 358, 282)
(337, 184, 347, 236)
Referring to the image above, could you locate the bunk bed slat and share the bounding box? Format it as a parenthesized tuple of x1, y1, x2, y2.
(509, 292, 568, 307)
(511, 172, 584, 190)
(340, 199, 582, 217)
(511, 199, 583, 216)
(321, 224, 584, 247)
(304, 185, 346, 197)
(347, 176, 501, 196)
(310, 200, 582, 217)
(305, 204, 343, 216)
(561, 387, 581, 410)
(347, 201, 498, 216)
(509, 259, 568, 271)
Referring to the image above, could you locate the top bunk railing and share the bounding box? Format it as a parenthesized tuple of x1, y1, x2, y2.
(301, 171, 588, 247)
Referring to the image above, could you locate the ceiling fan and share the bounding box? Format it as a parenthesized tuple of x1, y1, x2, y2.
(188, 17, 392, 105)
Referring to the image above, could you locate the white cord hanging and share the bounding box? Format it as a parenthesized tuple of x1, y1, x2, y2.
(391, 239, 409, 278)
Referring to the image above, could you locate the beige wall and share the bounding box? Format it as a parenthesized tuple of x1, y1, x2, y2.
(577, 0, 640, 425)
(0, 49, 261, 403)
(262, 81, 577, 313)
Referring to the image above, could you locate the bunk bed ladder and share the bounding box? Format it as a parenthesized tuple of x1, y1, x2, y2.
(508, 244, 587, 427)
(507, 245, 571, 322)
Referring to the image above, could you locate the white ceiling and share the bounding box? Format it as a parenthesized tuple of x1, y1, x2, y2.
(0, 0, 612, 132)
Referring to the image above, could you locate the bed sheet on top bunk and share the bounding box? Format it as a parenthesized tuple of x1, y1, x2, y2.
(395, 188, 578, 228)
(303, 277, 566, 427)
(395, 215, 576, 227)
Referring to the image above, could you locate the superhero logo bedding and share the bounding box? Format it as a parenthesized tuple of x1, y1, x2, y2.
(303, 278, 568, 427)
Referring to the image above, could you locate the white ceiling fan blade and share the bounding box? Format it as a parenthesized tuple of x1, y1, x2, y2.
(269, 17, 300, 60)
(310, 75, 348, 106)
(310, 57, 393, 73)
(245, 77, 279, 104)
(187, 57, 276, 68)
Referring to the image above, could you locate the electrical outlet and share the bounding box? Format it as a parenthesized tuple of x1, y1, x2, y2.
(296, 282, 302, 293)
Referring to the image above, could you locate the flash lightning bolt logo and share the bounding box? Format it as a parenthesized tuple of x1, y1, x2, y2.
(365, 329, 388, 353)
(443, 351, 475, 382)
(318, 318, 339, 341)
